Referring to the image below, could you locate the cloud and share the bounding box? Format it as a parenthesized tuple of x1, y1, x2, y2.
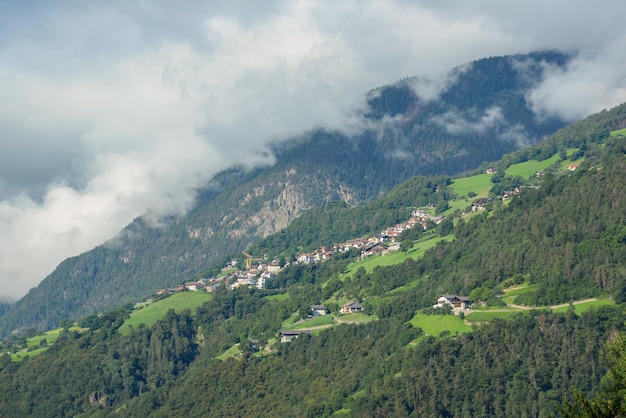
(432, 106, 505, 135)
(1, 0, 626, 300)
(527, 48, 626, 121)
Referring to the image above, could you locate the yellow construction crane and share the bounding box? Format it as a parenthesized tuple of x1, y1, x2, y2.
(242, 251, 253, 269)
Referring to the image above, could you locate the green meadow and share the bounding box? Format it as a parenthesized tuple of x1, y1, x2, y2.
(504, 153, 562, 178)
(551, 299, 615, 315)
(465, 310, 523, 322)
(283, 315, 335, 330)
(451, 173, 493, 197)
(119, 291, 213, 334)
(409, 313, 472, 336)
(264, 293, 290, 301)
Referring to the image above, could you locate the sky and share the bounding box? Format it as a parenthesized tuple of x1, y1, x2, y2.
(1, 0, 626, 300)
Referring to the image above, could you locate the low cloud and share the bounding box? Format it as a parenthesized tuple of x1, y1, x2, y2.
(527, 49, 626, 121)
(432, 107, 505, 135)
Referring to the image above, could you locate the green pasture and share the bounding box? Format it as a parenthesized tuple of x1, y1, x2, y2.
(25, 327, 70, 348)
(610, 128, 626, 137)
(337, 313, 378, 323)
(465, 310, 523, 322)
(12, 347, 49, 362)
(500, 283, 538, 305)
(552, 299, 615, 315)
(385, 278, 422, 296)
(264, 293, 290, 301)
(445, 198, 473, 213)
(409, 313, 472, 336)
(505, 153, 562, 178)
(283, 315, 335, 330)
(119, 291, 213, 334)
(214, 344, 241, 360)
(451, 173, 493, 198)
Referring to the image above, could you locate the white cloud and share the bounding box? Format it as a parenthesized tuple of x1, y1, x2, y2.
(432, 107, 505, 135)
(1, 0, 626, 299)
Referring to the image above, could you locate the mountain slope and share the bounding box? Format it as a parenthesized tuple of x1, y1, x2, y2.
(0, 51, 572, 336)
(1, 103, 626, 417)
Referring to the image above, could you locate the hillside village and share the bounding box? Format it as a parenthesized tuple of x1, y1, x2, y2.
(157, 209, 444, 295)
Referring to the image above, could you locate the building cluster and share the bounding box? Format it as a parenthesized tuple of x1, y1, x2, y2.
(158, 208, 443, 295)
(293, 210, 443, 265)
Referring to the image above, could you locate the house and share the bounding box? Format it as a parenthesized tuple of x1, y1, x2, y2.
(433, 294, 471, 311)
(340, 301, 362, 314)
(471, 197, 493, 212)
(280, 330, 311, 343)
(267, 259, 281, 273)
(205, 281, 221, 292)
(310, 305, 327, 316)
(185, 281, 198, 291)
(568, 163, 580, 171)
(361, 243, 385, 258)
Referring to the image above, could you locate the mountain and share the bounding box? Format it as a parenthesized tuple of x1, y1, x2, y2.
(0, 50, 572, 337)
(1, 102, 626, 416)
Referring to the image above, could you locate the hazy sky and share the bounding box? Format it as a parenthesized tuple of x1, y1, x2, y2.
(1, 0, 625, 300)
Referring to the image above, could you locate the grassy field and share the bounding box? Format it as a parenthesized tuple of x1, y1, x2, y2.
(264, 293, 290, 301)
(337, 313, 378, 323)
(552, 299, 615, 315)
(465, 310, 524, 322)
(409, 313, 472, 336)
(12, 347, 50, 362)
(500, 283, 538, 304)
(119, 291, 213, 334)
(504, 153, 562, 178)
(451, 173, 493, 198)
(283, 315, 335, 330)
(610, 128, 626, 137)
(214, 344, 241, 360)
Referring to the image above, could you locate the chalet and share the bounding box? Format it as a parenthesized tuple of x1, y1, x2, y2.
(471, 197, 493, 212)
(185, 281, 199, 291)
(310, 305, 328, 316)
(340, 301, 362, 314)
(433, 294, 471, 311)
(362, 243, 385, 258)
(568, 163, 580, 171)
(280, 330, 311, 343)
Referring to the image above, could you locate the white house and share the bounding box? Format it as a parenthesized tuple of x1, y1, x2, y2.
(433, 294, 471, 311)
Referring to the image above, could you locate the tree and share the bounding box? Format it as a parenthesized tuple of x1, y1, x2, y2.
(400, 239, 413, 254)
(560, 333, 626, 417)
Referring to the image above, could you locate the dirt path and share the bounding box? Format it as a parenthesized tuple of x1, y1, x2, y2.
(506, 298, 598, 311)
